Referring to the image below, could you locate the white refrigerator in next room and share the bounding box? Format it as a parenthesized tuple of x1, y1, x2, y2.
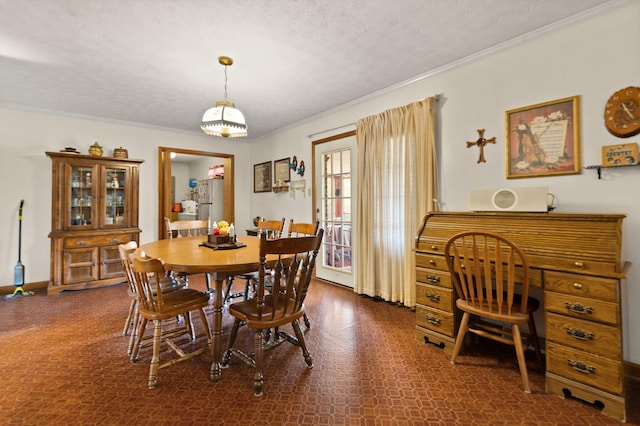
(196, 179, 224, 225)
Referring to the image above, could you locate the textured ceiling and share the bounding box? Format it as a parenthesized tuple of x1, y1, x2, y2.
(0, 0, 613, 141)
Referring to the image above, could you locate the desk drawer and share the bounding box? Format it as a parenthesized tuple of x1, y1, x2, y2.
(546, 312, 620, 359)
(546, 342, 622, 395)
(416, 305, 455, 337)
(415, 267, 452, 288)
(545, 291, 619, 326)
(544, 271, 618, 301)
(416, 282, 453, 310)
(64, 234, 136, 249)
(416, 253, 447, 272)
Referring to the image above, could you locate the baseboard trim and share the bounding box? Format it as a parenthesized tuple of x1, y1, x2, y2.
(626, 361, 640, 382)
(0, 281, 48, 295)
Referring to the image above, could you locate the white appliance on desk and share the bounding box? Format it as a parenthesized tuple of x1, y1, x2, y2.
(196, 179, 224, 224)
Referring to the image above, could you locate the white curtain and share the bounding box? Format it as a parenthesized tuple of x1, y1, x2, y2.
(354, 97, 437, 306)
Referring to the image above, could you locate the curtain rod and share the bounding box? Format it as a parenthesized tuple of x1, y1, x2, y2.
(306, 94, 439, 139)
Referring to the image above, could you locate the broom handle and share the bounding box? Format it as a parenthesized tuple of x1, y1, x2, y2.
(18, 199, 23, 262)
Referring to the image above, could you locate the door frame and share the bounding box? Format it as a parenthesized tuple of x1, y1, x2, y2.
(312, 130, 356, 287)
(158, 147, 235, 238)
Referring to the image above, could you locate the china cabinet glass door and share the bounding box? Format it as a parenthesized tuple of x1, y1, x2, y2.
(69, 165, 96, 227)
(103, 166, 127, 227)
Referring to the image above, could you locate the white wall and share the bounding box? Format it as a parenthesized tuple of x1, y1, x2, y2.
(0, 1, 638, 363)
(249, 1, 640, 363)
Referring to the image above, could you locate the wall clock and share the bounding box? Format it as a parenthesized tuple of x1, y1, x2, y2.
(604, 86, 640, 138)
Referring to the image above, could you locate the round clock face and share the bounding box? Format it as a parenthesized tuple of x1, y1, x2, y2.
(604, 86, 640, 138)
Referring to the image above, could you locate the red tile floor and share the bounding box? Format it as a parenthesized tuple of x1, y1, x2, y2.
(0, 276, 638, 425)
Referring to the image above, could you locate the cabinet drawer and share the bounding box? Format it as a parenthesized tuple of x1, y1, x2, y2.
(415, 305, 455, 337)
(64, 234, 136, 249)
(416, 282, 453, 310)
(415, 267, 451, 288)
(545, 291, 619, 326)
(544, 271, 618, 301)
(546, 312, 620, 359)
(546, 342, 622, 395)
(416, 253, 447, 272)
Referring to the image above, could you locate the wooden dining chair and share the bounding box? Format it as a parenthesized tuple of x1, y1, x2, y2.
(224, 217, 286, 303)
(164, 217, 212, 290)
(222, 229, 324, 396)
(287, 219, 320, 328)
(164, 217, 209, 239)
(130, 255, 213, 389)
(444, 231, 542, 393)
(118, 242, 187, 357)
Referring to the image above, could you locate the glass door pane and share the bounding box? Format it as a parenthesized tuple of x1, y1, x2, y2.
(321, 149, 352, 273)
(104, 167, 126, 226)
(70, 166, 95, 227)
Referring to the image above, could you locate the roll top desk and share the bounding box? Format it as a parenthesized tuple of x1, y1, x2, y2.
(414, 211, 628, 421)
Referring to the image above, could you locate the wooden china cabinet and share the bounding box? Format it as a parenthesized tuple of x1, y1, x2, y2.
(47, 152, 144, 295)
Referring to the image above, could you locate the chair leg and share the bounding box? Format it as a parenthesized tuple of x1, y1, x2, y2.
(303, 312, 311, 329)
(197, 308, 213, 356)
(123, 299, 136, 335)
(253, 329, 264, 396)
(127, 310, 141, 356)
(512, 324, 531, 393)
(131, 317, 148, 362)
(222, 318, 241, 366)
(292, 320, 313, 368)
(148, 320, 162, 389)
(527, 314, 543, 363)
(450, 312, 470, 364)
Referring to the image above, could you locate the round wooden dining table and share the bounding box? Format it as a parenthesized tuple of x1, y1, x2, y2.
(140, 234, 265, 381)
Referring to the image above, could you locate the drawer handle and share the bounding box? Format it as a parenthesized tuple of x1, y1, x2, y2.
(76, 241, 87, 246)
(426, 292, 441, 303)
(572, 282, 583, 290)
(430, 245, 437, 251)
(426, 274, 440, 284)
(566, 327, 594, 341)
(565, 302, 593, 315)
(573, 261, 584, 269)
(428, 259, 436, 265)
(426, 315, 441, 325)
(568, 359, 596, 374)
(109, 239, 120, 244)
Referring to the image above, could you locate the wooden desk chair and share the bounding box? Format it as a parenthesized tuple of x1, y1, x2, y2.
(130, 255, 213, 389)
(118, 242, 186, 357)
(224, 217, 286, 303)
(164, 217, 212, 290)
(444, 231, 542, 393)
(222, 229, 324, 396)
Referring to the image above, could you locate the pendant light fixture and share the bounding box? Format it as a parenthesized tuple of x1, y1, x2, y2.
(201, 56, 248, 138)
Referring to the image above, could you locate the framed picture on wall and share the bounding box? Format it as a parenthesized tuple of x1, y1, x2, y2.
(254, 161, 272, 193)
(505, 95, 581, 178)
(274, 157, 291, 183)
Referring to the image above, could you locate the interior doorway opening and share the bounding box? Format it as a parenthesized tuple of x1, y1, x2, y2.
(158, 147, 235, 238)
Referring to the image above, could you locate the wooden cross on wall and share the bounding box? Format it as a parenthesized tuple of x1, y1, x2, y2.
(466, 129, 496, 163)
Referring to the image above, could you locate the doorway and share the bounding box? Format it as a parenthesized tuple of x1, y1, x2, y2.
(312, 131, 356, 288)
(158, 147, 235, 238)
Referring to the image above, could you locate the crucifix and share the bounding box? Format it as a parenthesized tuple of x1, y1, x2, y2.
(466, 128, 496, 163)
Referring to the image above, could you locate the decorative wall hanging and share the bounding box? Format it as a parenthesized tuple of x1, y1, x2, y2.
(296, 160, 305, 177)
(274, 157, 291, 183)
(253, 161, 272, 193)
(466, 129, 495, 163)
(505, 95, 580, 179)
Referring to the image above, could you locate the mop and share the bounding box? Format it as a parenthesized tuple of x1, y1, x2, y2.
(5, 200, 33, 299)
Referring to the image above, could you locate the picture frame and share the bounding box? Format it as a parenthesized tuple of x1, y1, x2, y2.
(505, 95, 580, 179)
(253, 161, 272, 193)
(274, 157, 291, 183)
